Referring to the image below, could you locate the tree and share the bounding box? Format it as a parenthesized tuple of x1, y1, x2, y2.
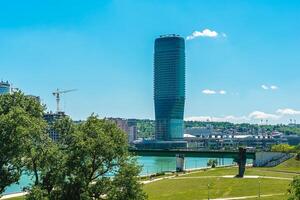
(27, 115, 147, 200)
(109, 159, 147, 200)
(207, 159, 218, 168)
(295, 145, 300, 161)
(0, 92, 146, 199)
(296, 153, 300, 161)
(271, 144, 295, 153)
(24, 137, 65, 199)
(288, 176, 300, 200)
(0, 92, 46, 195)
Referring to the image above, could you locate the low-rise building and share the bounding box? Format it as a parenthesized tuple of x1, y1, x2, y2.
(107, 118, 137, 144)
(184, 133, 288, 151)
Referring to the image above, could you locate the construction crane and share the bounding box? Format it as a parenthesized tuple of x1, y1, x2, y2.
(52, 88, 77, 113)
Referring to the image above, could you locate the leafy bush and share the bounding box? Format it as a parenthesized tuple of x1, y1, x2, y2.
(288, 176, 300, 200)
(207, 159, 218, 168)
(296, 153, 300, 161)
(271, 144, 295, 153)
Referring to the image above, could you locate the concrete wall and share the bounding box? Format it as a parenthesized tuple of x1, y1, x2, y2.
(253, 152, 291, 167)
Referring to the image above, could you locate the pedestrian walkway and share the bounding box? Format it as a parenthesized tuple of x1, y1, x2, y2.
(172, 175, 293, 181)
(1, 192, 27, 200)
(208, 193, 284, 200)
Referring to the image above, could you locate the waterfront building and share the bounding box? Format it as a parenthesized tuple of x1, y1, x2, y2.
(184, 133, 288, 150)
(185, 126, 214, 137)
(0, 81, 11, 94)
(154, 34, 186, 143)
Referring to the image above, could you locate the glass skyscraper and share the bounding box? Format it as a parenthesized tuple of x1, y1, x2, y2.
(154, 34, 185, 141)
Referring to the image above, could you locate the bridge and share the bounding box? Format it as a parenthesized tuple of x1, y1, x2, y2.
(130, 149, 256, 159)
(130, 148, 256, 177)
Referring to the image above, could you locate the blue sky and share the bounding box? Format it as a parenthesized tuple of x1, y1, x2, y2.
(1, 0, 300, 124)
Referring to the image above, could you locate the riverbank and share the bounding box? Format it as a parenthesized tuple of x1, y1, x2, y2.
(3, 156, 235, 195)
(1, 163, 236, 200)
(2, 158, 297, 200)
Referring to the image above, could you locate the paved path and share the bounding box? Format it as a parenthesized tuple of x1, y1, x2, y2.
(172, 175, 293, 181)
(141, 175, 176, 184)
(207, 193, 284, 200)
(1, 192, 27, 200)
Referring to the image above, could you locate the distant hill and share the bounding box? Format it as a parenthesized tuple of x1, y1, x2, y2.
(136, 120, 300, 139)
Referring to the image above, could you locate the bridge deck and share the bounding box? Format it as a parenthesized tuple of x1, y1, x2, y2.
(130, 149, 256, 159)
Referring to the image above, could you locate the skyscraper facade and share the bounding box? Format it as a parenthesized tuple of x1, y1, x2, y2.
(154, 34, 185, 141)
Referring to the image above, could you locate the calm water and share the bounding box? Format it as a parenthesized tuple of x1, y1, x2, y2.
(4, 156, 234, 194)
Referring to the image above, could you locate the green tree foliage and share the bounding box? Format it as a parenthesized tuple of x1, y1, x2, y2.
(0, 92, 46, 194)
(288, 176, 300, 200)
(207, 159, 218, 168)
(109, 159, 147, 200)
(0, 92, 146, 199)
(271, 144, 295, 153)
(296, 153, 300, 161)
(295, 145, 300, 161)
(25, 115, 147, 200)
(136, 119, 155, 139)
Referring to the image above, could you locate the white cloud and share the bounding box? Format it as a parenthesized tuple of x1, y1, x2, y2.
(214, 115, 248, 122)
(221, 33, 227, 37)
(219, 90, 227, 95)
(202, 89, 227, 95)
(187, 29, 223, 40)
(202, 89, 217, 95)
(270, 85, 278, 90)
(261, 85, 269, 90)
(186, 112, 280, 123)
(185, 115, 248, 123)
(261, 84, 278, 90)
(276, 108, 300, 115)
(186, 109, 300, 124)
(185, 116, 212, 122)
(248, 111, 280, 120)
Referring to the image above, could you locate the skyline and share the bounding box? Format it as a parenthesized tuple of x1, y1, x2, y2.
(1, 0, 300, 124)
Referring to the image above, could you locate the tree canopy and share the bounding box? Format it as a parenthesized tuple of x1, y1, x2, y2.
(288, 176, 300, 200)
(0, 92, 46, 194)
(0, 92, 146, 200)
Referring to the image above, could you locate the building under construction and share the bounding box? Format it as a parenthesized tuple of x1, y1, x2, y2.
(44, 111, 66, 141)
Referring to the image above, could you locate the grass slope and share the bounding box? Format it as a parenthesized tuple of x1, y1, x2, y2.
(144, 158, 300, 200)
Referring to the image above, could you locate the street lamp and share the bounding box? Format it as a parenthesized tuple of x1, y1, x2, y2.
(207, 183, 210, 200)
(258, 179, 261, 199)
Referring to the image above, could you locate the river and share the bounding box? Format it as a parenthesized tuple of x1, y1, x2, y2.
(4, 156, 235, 194)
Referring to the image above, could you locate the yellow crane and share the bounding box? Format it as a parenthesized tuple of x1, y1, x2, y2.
(52, 88, 77, 113)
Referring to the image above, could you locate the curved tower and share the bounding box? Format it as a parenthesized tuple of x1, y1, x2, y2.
(154, 34, 185, 141)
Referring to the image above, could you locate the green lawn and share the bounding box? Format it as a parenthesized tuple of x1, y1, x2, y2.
(273, 157, 300, 172)
(144, 158, 300, 200)
(184, 166, 297, 178)
(5, 197, 24, 200)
